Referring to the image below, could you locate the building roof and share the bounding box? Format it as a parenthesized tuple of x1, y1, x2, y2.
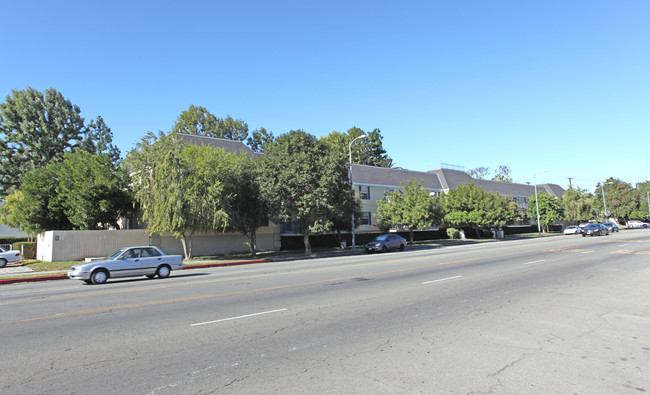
(175, 134, 564, 199)
(351, 164, 443, 190)
(353, 165, 564, 198)
(177, 133, 261, 157)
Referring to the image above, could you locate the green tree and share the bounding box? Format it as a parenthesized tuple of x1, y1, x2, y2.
(376, 178, 442, 243)
(258, 130, 350, 254)
(125, 132, 237, 258)
(0, 87, 86, 195)
(246, 127, 275, 152)
(79, 116, 121, 164)
(172, 105, 249, 141)
(227, 156, 269, 256)
(321, 127, 393, 167)
(562, 187, 594, 224)
(19, 161, 73, 233)
(0, 190, 28, 235)
(595, 178, 638, 222)
(440, 183, 515, 238)
(56, 151, 132, 230)
(11, 151, 132, 233)
(632, 181, 650, 220)
(526, 191, 563, 232)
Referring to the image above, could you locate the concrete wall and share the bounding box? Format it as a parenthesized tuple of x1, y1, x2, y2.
(37, 224, 282, 262)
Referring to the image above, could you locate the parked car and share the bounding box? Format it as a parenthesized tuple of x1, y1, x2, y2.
(67, 246, 185, 284)
(603, 222, 619, 232)
(582, 223, 609, 237)
(0, 247, 23, 268)
(563, 226, 583, 235)
(365, 234, 407, 253)
(627, 220, 648, 229)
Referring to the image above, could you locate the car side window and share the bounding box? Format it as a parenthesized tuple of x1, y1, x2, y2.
(127, 249, 140, 259)
(143, 248, 161, 257)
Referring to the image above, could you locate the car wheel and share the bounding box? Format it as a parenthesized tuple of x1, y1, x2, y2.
(381, 245, 388, 253)
(0, 258, 7, 268)
(146, 274, 156, 279)
(582, 233, 586, 237)
(156, 265, 171, 279)
(399, 244, 405, 251)
(90, 269, 108, 284)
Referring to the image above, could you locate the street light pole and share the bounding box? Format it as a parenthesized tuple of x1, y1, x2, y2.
(534, 173, 541, 234)
(349, 134, 367, 252)
(601, 181, 613, 221)
(533, 170, 548, 234)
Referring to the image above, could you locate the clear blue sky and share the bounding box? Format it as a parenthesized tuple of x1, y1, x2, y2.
(3, 1, 649, 193)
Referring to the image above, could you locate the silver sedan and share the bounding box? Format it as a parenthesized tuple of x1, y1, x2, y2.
(365, 234, 407, 253)
(68, 246, 185, 284)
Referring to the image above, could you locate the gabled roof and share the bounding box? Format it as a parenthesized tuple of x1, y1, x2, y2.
(177, 133, 261, 157)
(427, 168, 564, 198)
(351, 164, 443, 190)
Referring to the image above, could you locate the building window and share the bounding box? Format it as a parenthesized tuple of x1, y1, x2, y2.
(358, 185, 370, 200)
(360, 212, 371, 225)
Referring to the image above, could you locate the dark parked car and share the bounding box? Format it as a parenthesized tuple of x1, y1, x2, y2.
(365, 234, 407, 253)
(603, 222, 619, 233)
(582, 223, 609, 237)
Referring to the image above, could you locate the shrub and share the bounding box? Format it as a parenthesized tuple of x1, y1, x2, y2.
(446, 228, 460, 239)
(13, 242, 36, 259)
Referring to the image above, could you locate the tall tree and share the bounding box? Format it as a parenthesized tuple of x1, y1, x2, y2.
(246, 127, 275, 152)
(377, 178, 442, 243)
(0, 87, 85, 195)
(258, 130, 350, 254)
(56, 151, 132, 230)
(12, 151, 132, 233)
(440, 183, 515, 238)
(526, 191, 563, 232)
(562, 187, 594, 224)
(125, 132, 236, 258)
(172, 105, 249, 141)
(492, 165, 513, 183)
(321, 127, 393, 167)
(19, 161, 73, 233)
(468, 167, 490, 180)
(79, 116, 121, 164)
(227, 156, 269, 256)
(594, 178, 638, 222)
(633, 181, 650, 219)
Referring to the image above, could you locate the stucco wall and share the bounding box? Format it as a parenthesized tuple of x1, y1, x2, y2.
(37, 225, 281, 262)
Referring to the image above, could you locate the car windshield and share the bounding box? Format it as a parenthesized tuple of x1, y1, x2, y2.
(585, 224, 598, 228)
(108, 249, 127, 260)
(374, 235, 389, 241)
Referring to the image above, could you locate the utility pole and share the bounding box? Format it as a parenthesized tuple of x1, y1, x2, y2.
(568, 177, 573, 188)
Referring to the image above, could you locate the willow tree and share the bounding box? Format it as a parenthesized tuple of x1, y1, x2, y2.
(125, 132, 237, 258)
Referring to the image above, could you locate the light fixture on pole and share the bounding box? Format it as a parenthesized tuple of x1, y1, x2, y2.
(349, 134, 367, 252)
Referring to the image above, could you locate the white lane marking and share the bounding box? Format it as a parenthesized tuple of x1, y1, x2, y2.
(619, 244, 628, 247)
(191, 308, 287, 327)
(523, 260, 546, 265)
(581, 250, 595, 254)
(422, 275, 462, 285)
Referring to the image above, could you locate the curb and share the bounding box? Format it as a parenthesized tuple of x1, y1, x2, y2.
(0, 274, 69, 285)
(0, 259, 275, 285)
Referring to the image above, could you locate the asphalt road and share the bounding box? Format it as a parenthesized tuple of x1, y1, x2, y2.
(1, 231, 649, 394)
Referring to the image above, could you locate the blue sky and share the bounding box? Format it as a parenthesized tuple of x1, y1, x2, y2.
(3, 1, 649, 192)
